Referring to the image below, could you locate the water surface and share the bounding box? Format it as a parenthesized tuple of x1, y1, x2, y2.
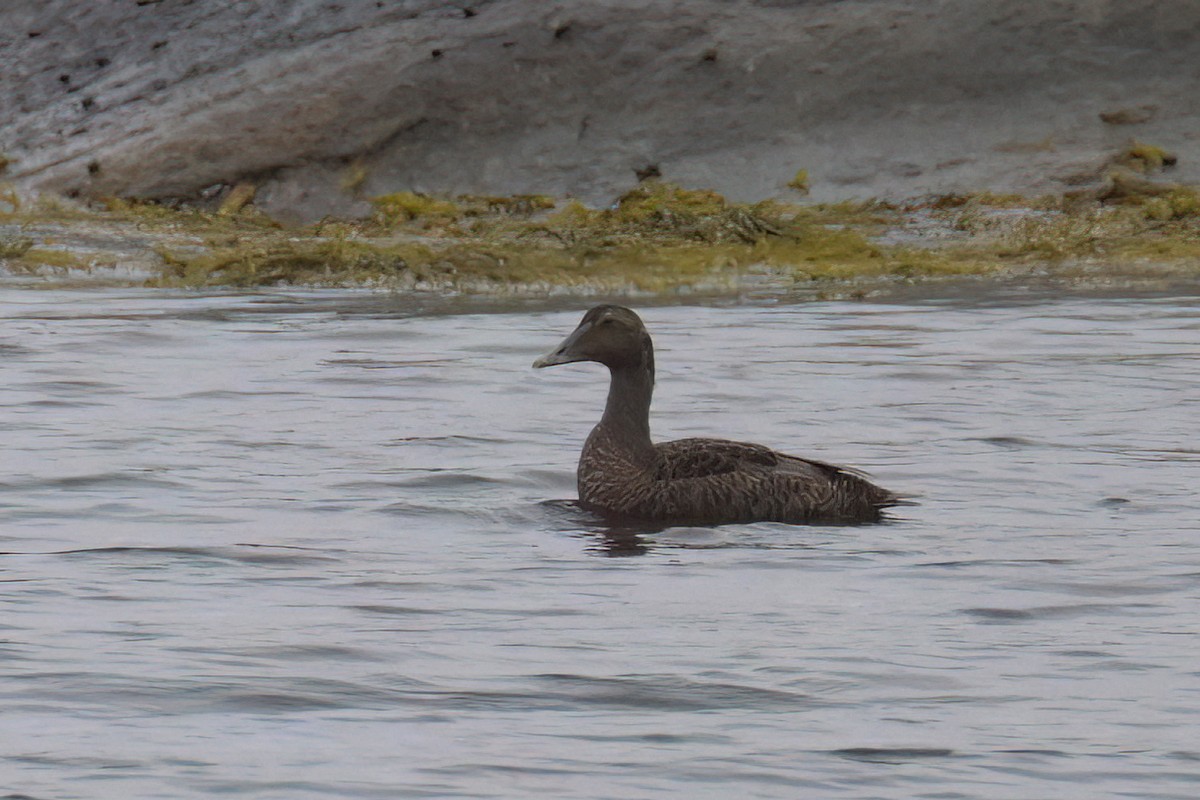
(1, 286, 1198, 798)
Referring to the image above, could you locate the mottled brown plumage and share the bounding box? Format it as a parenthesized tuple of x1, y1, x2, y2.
(533, 305, 901, 525)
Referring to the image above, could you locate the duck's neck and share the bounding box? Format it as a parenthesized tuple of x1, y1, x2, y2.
(599, 363, 654, 455)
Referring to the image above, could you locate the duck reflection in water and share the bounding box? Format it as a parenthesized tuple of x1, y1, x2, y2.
(534, 305, 905, 527)
(537, 498, 658, 555)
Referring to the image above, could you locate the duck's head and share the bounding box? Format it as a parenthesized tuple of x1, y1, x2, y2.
(533, 305, 654, 372)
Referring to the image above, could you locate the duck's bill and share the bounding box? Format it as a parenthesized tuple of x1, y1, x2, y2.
(533, 346, 587, 368)
(532, 323, 590, 368)
(533, 351, 575, 368)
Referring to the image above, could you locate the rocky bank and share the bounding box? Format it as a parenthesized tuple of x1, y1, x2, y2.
(3, 0, 1200, 222)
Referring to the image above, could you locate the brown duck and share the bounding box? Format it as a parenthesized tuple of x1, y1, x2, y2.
(533, 305, 902, 525)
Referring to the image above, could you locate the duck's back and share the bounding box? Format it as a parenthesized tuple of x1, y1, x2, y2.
(579, 433, 899, 525)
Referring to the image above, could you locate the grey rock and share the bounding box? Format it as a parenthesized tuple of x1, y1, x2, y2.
(3, 0, 1200, 222)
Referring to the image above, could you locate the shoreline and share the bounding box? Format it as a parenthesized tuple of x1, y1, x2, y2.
(2, 179, 1200, 298)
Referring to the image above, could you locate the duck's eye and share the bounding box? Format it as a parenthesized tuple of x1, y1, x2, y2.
(600, 317, 615, 326)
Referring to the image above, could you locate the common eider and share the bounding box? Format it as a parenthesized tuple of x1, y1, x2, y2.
(533, 305, 902, 525)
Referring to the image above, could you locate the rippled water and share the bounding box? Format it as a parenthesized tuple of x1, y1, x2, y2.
(2, 285, 1198, 798)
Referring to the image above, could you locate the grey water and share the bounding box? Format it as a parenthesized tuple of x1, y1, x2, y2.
(1, 285, 1198, 799)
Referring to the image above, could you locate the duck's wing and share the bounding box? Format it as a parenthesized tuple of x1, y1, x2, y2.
(651, 437, 774, 480)
(653, 437, 853, 482)
(648, 437, 901, 523)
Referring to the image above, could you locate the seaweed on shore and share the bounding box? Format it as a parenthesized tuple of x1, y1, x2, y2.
(150, 181, 904, 290)
(3, 179, 1200, 291)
